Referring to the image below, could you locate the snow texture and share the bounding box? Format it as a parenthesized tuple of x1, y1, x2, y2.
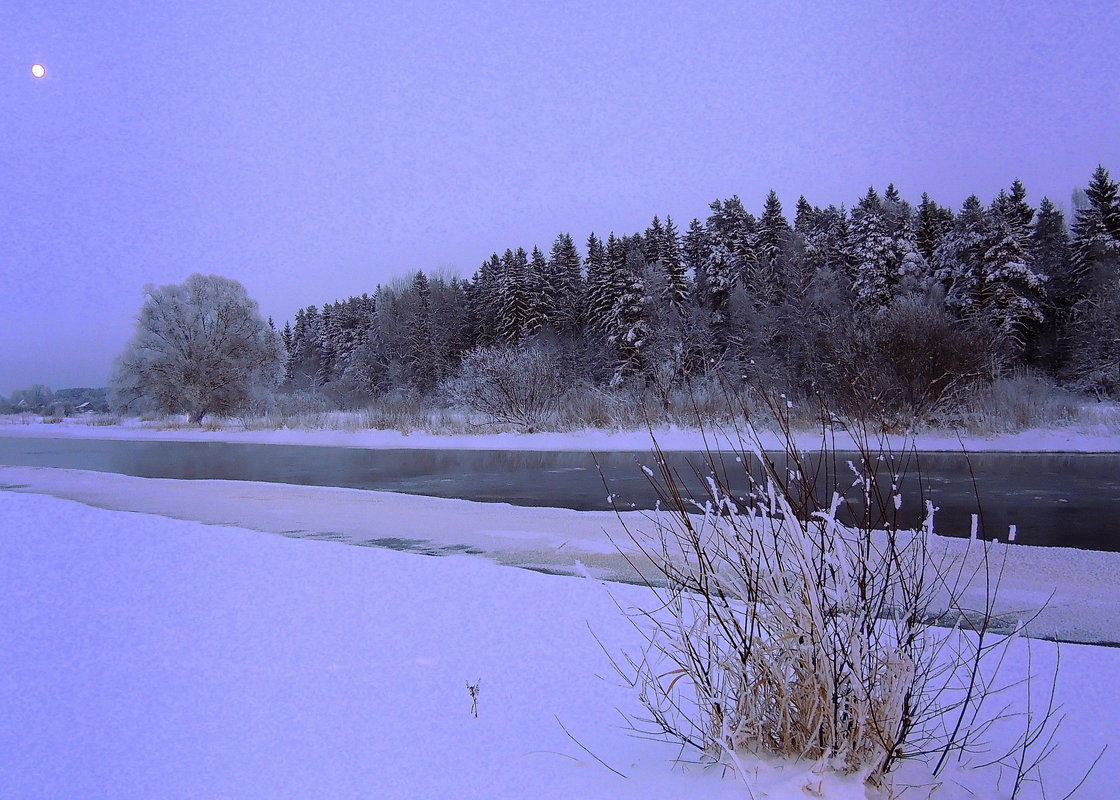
(1, 489, 1117, 798)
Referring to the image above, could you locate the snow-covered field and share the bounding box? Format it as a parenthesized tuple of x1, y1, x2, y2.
(4, 416, 1120, 797)
(3, 414, 1120, 452)
(2, 488, 1118, 799)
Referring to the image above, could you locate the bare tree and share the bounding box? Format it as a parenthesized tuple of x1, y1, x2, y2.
(110, 274, 282, 424)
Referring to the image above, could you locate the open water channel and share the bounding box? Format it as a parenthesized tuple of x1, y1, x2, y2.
(1, 436, 1118, 551)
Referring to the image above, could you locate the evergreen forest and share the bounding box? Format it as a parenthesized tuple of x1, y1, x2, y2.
(278, 167, 1120, 426)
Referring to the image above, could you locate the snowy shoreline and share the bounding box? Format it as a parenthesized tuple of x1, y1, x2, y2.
(3, 416, 1120, 453)
(1, 487, 1116, 799)
(4, 464, 1120, 646)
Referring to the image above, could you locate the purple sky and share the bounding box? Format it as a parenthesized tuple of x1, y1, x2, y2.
(3, 1, 1118, 393)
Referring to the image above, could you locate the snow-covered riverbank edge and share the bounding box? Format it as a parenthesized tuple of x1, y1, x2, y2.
(1, 488, 1116, 799)
(3, 415, 1120, 452)
(4, 465, 1120, 646)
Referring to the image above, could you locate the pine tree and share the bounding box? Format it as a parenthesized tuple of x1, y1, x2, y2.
(916, 193, 953, 263)
(933, 195, 988, 316)
(496, 248, 530, 344)
(407, 271, 438, 393)
(548, 232, 584, 334)
(683, 218, 711, 304)
(849, 188, 894, 311)
(584, 233, 613, 335)
(661, 215, 689, 308)
(609, 244, 652, 378)
(525, 246, 550, 336)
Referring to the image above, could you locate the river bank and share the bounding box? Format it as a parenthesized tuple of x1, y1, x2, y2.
(3, 413, 1120, 452)
(4, 464, 1120, 646)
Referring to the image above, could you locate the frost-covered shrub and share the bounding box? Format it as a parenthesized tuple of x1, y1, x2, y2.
(609, 398, 1059, 789)
(442, 344, 564, 431)
(968, 374, 1079, 432)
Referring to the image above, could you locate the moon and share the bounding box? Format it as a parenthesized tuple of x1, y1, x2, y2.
(31, 64, 46, 79)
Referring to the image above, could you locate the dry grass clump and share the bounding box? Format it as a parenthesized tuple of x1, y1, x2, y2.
(606, 395, 1067, 792)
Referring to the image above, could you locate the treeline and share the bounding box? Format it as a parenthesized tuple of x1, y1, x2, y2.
(280, 166, 1120, 420)
(0, 386, 109, 415)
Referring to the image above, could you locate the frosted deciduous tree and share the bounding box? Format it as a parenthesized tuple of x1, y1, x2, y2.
(111, 274, 283, 424)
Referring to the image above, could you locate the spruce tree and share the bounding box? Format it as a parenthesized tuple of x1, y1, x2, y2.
(849, 188, 894, 311)
(643, 216, 665, 265)
(758, 190, 791, 265)
(916, 193, 953, 263)
(661, 215, 689, 309)
(704, 242, 736, 320)
(794, 195, 815, 234)
(548, 232, 584, 334)
(754, 190, 791, 306)
(684, 218, 711, 304)
(1033, 197, 1074, 311)
(525, 246, 550, 337)
(933, 195, 988, 317)
(1068, 166, 1120, 395)
(407, 272, 438, 393)
(496, 248, 530, 344)
(1072, 165, 1120, 293)
(706, 196, 757, 284)
(609, 244, 652, 378)
(980, 216, 1046, 358)
(584, 233, 612, 335)
(470, 254, 502, 345)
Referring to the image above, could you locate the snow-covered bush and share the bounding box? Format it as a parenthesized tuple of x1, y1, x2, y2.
(609, 396, 1061, 790)
(823, 298, 991, 428)
(442, 344, 565, 431)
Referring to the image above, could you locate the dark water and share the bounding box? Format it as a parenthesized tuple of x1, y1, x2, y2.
(1, 436, 1118, 551)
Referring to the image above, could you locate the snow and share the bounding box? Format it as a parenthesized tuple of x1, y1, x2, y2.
(5, 465, 1120, 647)
(1, 488, 1117, 798)
(2, 414, 1120, 453)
